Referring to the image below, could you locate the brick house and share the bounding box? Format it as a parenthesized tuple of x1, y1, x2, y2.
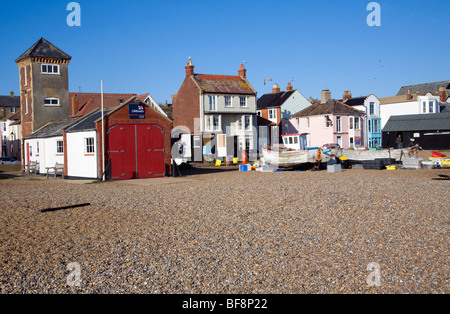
(172, 59, 258, 162)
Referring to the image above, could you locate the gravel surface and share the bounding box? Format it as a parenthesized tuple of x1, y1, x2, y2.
(0, 168, 449, 294)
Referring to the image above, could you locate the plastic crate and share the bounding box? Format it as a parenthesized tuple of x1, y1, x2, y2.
(362, 160, 384, 170)
(327, 164, 342, 173)
(239, 165, 251, 172)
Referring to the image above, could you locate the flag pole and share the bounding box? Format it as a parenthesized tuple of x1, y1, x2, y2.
(101, 80, 105, 181)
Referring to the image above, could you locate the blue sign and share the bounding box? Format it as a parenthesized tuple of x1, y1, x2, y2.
(129, 104, 145, 115)
(130, 115, 145, 120)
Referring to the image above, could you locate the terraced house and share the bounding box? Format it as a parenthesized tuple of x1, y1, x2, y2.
(172, 59, 258, 163)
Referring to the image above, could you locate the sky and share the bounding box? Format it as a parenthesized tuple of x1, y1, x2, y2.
(0, 0, 449, 104)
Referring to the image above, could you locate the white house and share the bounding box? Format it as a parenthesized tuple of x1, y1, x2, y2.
(24, 118, 77, 174)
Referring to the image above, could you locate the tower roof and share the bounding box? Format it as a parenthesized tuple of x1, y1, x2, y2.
(16, 37, 72, 63)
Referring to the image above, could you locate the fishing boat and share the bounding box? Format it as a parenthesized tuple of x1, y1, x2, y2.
(261, 145, 331, 168)
(337, 148, 406, 162)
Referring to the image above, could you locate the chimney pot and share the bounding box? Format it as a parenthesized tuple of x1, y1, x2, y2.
(185, 57, 194, 77)
(287, 82, 293, 91)
(238, 64, 247, 79)
(272, 83, 281, 93)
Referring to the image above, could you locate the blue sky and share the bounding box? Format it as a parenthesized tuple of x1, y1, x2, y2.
(0, 0, 449, 103)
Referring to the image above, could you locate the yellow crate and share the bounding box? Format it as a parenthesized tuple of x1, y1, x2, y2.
(386, 165, 398, 170)
(441, 160, 450, 168)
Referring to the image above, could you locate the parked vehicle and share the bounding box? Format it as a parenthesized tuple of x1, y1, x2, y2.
(0, 157, 20, 164)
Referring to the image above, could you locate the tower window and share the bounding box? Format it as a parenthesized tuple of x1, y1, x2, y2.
(44, 98, 60, 107)
(41, 64, 60, 75)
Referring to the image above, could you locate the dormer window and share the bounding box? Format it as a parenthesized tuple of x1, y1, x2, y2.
(41, 64, 60, 75)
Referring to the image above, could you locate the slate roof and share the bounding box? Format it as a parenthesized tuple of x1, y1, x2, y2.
(291, 99, 365, 118)
(257, 90, 296, 110)
(1, 111, 21, 122)
(16, 38, 72, 63)
(382, 112, 450, 132)
(192, 74, 256, 95)
(65, 108, 115, 133)
(339, 96, 369, 107)
(25, 118, 80, 139)
(396, 80, 450, 96)
(0, 95, 20, 107)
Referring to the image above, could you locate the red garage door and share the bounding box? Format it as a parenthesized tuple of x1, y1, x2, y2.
(108, 124, 165, 180)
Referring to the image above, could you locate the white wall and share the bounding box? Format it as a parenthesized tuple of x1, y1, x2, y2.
(25, 137, 63, 174)
(66, 131, 98, 179)
(280, 90, 312, 119)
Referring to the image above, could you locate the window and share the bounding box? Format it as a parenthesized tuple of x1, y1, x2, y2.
(2, 123, 5, 132)
(268, 109, 277, 122)
(289, 137, 293, 144)
(24, 67, 28, 86)
(25, 97, 29, 114)
(225, 96, 232, 107)
(325, 115, 332, 127)
(237, 117, 243, 130)
(349, 117, 354, 130)
(307, 117, 310, 128)
(209, 96, 216, 111)
(205, 116, 211, 131)
(11, 107, 16, 114)
(44, 98, 60, 107)
(41, 64, 60, 74)
(336, 116, 341, 133)
(213, 115, 220, 131)
(240, 97, 247, 107)
(423, 102, 427, 113)
(429, 101, 434, 113)
(370, 102, 375, 115)
(354, 117, 360, 130)
(245, 115, 251, 131)
(37, 142, 40, 154)
(85, 138, 95, 154)
(293, 137, 298, 144)
(56, 140, 64, 154)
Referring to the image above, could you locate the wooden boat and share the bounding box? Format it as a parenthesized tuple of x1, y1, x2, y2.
(336, 148, 407, 162)
(261, 145, 330, 168)
(262, 145, 409, 168)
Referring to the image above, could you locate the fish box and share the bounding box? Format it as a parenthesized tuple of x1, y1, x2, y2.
(327, 164, 342, 173)
(402, 158, 423, 169)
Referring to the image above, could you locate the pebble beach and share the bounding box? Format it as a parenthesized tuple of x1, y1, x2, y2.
(0, 167, 449, 294)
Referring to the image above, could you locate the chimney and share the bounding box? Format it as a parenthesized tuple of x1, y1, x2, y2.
(439, 87, 448, 102)
(272, 83, 281, 93)
(343, 91, 351, 101)
(406, 90, 413, 101)
(238, 64, 247, 79)
(185, 57, 194, 77)
(321, 90, 331, 104)
(286, 82, 293, 91)
(10, 91, 14, 97)
(71, 94, 79, 116)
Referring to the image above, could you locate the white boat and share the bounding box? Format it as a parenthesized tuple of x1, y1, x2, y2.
(336, 148, 407, 162)
(261, 146, 330, 168)
(262, 145, 409, 168)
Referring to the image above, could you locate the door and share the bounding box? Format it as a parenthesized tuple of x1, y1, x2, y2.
(136, 124, 165, 178)
(108, 124, 165, 180)
(108, 125, 136, 180)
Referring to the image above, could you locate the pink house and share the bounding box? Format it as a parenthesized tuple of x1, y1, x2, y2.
(289, 90, 366, 149)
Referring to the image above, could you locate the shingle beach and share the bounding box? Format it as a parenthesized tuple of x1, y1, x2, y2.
(1, 168, 449, 294)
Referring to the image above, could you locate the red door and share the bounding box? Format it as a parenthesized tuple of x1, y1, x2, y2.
(108, 125, 136, 180)
(108, 124, 165, 180)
